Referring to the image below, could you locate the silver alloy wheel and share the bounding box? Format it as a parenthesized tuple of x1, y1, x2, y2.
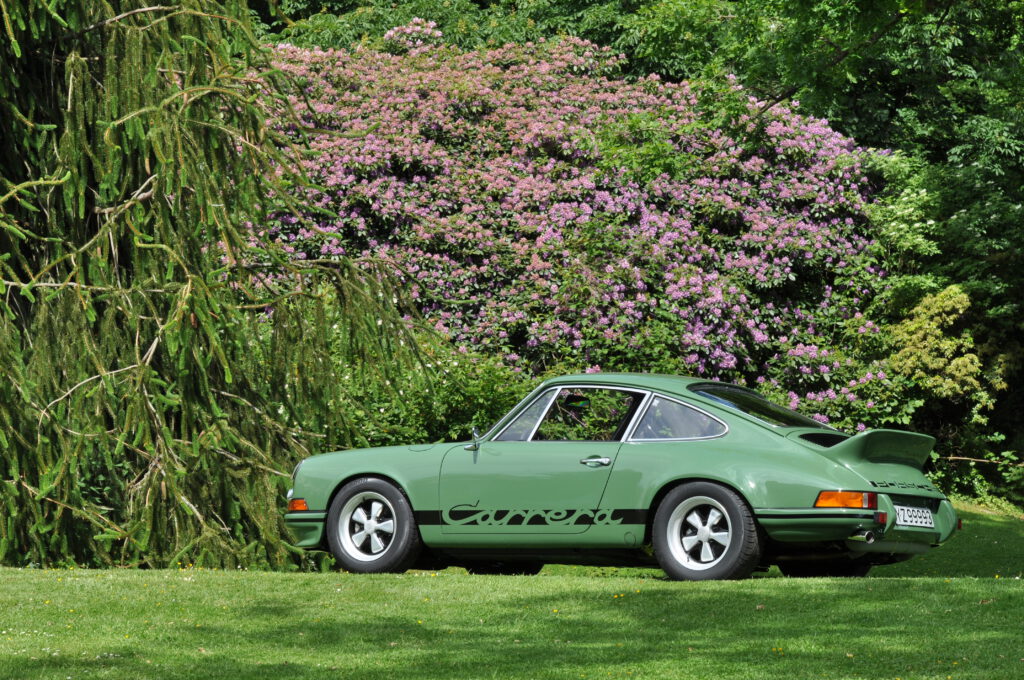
(337, 491, 396, 562)
(666, 495, 732, 571)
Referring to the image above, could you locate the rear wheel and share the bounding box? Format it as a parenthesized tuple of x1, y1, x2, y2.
(326, 478, 421, 573)
(652, 482, 762, 581)
(778, 558, 872, 578)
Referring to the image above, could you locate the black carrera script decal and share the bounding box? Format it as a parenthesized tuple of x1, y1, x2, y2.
(442, 501, 639, 527)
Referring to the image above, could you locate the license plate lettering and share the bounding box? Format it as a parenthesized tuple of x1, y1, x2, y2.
(895, 505, 934, 528)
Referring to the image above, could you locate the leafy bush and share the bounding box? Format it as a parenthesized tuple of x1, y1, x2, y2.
(265, 34, 908, 434)
(265, 0, 1024, 502)
(327, 339, 531, 448)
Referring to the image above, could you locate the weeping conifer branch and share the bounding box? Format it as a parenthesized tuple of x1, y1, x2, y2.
(0, 1, 427, 569)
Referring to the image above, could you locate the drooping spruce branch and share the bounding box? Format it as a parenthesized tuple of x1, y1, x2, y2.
(0, 1, 428, 569)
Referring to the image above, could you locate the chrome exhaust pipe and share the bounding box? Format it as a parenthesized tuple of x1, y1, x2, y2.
(849, 530, 876, 544)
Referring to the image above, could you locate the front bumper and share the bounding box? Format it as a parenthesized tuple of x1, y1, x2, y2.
(285, 511, 327, 548)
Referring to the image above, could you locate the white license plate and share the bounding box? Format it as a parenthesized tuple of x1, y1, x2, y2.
(895, 505, 934, 528)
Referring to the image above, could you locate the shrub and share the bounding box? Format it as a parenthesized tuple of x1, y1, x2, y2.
(265, 33, 899, 430)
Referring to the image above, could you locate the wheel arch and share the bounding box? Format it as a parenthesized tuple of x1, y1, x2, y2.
(320, 472, 414, 549)
(642, 476, 756, 545)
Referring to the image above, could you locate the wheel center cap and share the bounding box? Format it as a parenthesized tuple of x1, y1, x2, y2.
(697, 526, 710, 542)
(364, 519, 377, 532)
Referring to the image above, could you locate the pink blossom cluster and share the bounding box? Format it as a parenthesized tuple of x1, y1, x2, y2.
(382, 18, 444, 53)
(263, 32, 893, 422)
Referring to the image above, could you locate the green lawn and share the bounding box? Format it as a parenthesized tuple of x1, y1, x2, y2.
(1, 502, 1021, 680)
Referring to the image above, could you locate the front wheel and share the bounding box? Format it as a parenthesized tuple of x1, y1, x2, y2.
(326, 477, 421, 573)
(652, 482, 762, 581)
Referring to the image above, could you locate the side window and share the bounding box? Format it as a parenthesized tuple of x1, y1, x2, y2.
(631, 397, 725, 440)
(493, 389, 557, 441)
(532, 388, 642, 442)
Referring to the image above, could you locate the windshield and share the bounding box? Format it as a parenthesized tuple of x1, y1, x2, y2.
(689, 384, 832, 429)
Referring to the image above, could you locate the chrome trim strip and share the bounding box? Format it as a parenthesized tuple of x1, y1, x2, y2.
(524, 388, 559, 442)
(489, 387, 558, 442)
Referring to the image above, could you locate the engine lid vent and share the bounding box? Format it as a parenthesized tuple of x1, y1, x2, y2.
(799, 432, 851, 448)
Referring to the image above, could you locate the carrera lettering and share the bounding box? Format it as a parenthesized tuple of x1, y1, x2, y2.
(442, 502, 626, 527)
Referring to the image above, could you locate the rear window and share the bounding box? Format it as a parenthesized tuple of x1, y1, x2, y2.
(689, 384, 830, 429)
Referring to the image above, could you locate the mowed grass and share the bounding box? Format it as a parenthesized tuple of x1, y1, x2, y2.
(1, 502, 1021, 680)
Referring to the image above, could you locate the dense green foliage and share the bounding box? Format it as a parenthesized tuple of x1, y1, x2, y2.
(266, 0, 1024, 502)
(267, 37, 915, 441)
(0, 1, 456, 568)
(2, 0, 1021, 569)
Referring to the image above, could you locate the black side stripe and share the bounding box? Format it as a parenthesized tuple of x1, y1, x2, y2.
(415, 511, 443, 525)
(414, 509, 648, 526)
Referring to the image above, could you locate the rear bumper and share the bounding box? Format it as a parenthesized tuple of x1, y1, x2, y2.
(756, 496, 957, 551)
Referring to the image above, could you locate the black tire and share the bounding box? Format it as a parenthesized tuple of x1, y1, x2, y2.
(652, 482, 762, 581)
(778, 559, 872, 578)
(463, 561, 544, 576)
(326, 477, 421, 573)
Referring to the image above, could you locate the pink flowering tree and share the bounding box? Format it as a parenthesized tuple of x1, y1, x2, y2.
(263, 29, 911, 430)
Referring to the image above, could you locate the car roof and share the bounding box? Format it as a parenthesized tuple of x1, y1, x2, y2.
(540, 372, 724, 397)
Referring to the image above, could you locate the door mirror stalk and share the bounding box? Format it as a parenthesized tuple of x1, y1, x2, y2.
(464, 426, 481, 451)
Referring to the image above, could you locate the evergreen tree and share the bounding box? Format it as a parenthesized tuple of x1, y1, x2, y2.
(0, 1, 417, 567)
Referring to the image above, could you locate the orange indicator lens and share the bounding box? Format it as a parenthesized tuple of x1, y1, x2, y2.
(814, 491, 877, 509)
(288, 498, 309, 512)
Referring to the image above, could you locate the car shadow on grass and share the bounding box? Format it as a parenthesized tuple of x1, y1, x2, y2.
(870, 503, 1024, 578)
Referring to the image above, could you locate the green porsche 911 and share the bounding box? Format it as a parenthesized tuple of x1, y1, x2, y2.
(285, 373, 958, 580)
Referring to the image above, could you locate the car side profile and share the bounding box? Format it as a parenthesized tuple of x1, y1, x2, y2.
(285, 373, 958, 579)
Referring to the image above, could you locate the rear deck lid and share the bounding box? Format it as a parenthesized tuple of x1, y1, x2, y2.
(788, 428, 943, 496)
(814, 429, 936, 469)
(787, 428, 935, 468)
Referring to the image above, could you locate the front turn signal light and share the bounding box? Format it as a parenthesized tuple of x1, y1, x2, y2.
(814, 491, 877, 509)
(288, 498, 309, 512)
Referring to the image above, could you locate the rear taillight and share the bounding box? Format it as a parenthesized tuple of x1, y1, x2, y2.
(814, 491, 878, 509)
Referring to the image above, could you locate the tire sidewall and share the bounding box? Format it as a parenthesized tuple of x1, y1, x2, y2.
(326, 477, 421, 573)
(653, 482, 760, 581)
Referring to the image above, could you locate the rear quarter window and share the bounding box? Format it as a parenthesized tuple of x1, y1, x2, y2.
(631, 396, 726, 440)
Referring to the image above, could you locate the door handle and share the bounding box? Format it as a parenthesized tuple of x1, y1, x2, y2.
(579, 456, 612, 467)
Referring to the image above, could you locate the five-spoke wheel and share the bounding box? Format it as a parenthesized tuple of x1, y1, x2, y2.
(653, 482, 762, 580)
(327, 478, 421, 573)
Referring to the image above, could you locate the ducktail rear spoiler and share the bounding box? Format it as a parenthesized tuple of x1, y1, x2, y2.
(815, 429, 935, 470)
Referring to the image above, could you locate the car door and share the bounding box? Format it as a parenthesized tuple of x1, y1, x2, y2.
(438, 386, 645, 535)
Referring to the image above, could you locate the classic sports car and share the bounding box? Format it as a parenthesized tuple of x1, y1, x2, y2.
(285, 373, 958, 579)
